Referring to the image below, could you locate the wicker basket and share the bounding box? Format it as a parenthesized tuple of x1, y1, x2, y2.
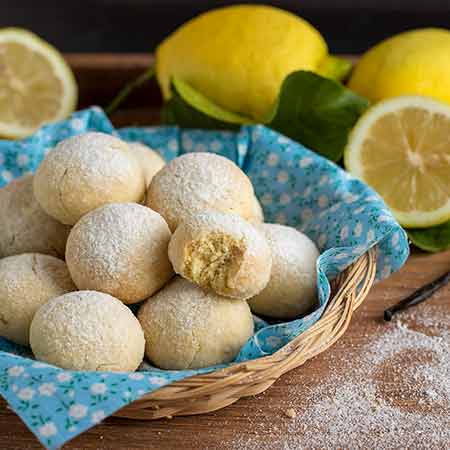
(113, 247, 377, 420)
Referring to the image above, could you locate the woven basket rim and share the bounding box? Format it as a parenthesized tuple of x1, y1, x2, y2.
(114, 247, 377, 420)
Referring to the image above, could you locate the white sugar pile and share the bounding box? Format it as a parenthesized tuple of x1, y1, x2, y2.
(290, 326, 449, 448)
(232, 305, 450, 449)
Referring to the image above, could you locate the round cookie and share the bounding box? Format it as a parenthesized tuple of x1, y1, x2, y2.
(128, 142, 165, 187)
(168, 210, 272, 300)
(33, 132, 146, 225)
(66, 203, 173, 304)
(248, 224, 319, 319)
(30, 291, 145, 371)
(0, 175, 71, 258)
(146, 152, 256, 231)
(0, 253, 76, 345)
(247, 195, 264, 224)
(138, 277, 253, 370)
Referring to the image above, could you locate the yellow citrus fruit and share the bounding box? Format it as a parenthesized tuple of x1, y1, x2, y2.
(344, 96, 450, 228)
(0, 28, 77, 139)
(349, 28, 450, 105)
(156, 5, 345, 121)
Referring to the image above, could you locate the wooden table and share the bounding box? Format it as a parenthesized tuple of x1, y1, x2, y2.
(0, 55, 449, 449)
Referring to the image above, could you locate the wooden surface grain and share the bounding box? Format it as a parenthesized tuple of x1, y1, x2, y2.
(0, 249, 448, 449)
(0, 54, 449, 449)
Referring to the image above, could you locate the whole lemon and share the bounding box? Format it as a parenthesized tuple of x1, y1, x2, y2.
(156, 5, 342, 121)
(349, 28, 450, 104)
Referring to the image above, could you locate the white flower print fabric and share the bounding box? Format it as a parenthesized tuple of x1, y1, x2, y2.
(0, 108, 409, 449)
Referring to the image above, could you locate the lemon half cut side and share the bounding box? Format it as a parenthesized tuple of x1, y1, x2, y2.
(345, 96, 450, 228)
(0, 28, 77, 139)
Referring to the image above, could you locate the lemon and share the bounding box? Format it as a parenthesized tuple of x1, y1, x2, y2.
(317, 55, 352, 82)
(156, 5, 346, 121)
(0, 28, 77, 139)
(345, 96, 450, 228)
(348, 28, 450, 105)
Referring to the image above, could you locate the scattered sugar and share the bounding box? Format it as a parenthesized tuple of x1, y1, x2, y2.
(231, 305, 450, 449)
(284, 408, 297, 419)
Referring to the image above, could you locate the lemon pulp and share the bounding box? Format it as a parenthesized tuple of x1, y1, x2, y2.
(345, 96, 450, 228)
(0, 28, 77, 138)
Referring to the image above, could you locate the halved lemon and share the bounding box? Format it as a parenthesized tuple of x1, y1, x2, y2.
(0, 28, 77, 139)
(344, 96, 450, 228)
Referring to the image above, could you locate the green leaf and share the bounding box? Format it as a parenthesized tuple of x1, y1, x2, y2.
(267, 71, 369, 161)
(174, 78, 253, 125)
(162, 78, 253, 130)
(162, 71, 369, 162)
(408, 220, 450, 253)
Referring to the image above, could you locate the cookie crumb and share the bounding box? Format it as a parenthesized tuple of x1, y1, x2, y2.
(284, 408, 297, 419)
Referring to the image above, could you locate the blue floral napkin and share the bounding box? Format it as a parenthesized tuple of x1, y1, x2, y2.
(0, 107, 409, 448)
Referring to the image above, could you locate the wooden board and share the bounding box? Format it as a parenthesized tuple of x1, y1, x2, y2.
(0, 54, 449, 449)
(67, 53, 162, 128)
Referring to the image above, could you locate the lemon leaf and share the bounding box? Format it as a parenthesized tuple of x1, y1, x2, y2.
(267, 71, 369, 162)
(162, 72, 369, 162)
(161, 90, 239, 130)
(162, 78, 253, 129)
(408, 221, 450, 253)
